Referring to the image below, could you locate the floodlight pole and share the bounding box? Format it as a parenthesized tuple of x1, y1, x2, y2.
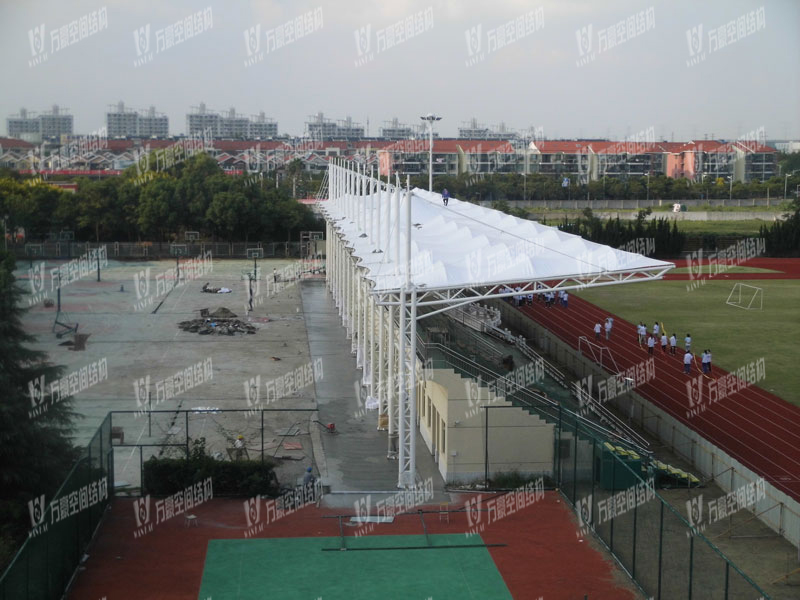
(96, 245, 100, 282)
(420, 114, 441, 192)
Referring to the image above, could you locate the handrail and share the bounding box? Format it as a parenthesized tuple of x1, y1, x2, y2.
(514, 335, 567, 389)
(421, 341, 652, 457)
(571, 382, 651, 451)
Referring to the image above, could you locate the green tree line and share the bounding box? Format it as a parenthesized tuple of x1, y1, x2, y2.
(411, 163, 800, 204)
(0, 252, 78, 571)
(759, 199, 800, 257)
(0, 154, 323, 244)
(554, 209, 686, 258)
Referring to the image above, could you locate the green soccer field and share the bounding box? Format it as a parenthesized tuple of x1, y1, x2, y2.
(198, 535, 513, 600)
(575, 279, 800, 405)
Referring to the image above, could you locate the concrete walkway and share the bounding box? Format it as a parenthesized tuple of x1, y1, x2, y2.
(300, 280, 447, 507)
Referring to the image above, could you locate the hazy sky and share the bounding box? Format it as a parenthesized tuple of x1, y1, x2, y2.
(2, 0, 798, 141)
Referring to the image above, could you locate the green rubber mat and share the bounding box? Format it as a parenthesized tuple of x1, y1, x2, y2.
(198, 534, 513, 599)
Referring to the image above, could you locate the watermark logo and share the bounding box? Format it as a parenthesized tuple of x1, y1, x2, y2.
(133, 24, 152, 66)
(28, 375, 46, 409)
(28, 23, 47, 66)
(29, 358, 108, 419)
(133, 7, 212, 68)
(134, 375, 150, 410)
(685, 358, 765, 419)
(354, 25, 372, 64)
(465, 24, 482, 60)
(133, 266, 152, 310)
(597, 478, 655, 530)
(617, 237, 655, 256)
(356, 8, 433, 68)
(685, 24, 704, 66)
(576, 24, 593, 64)
(134, 478, 213, 538)
(28, 495, 46, 532)
(27, 247, 110, 308)
(686, 8, 765, 68)
(243, 480, 321, 538)
(465, 494, 483, 530)
(244, 375, 261, 408)
(133, 250, 212, 310)
(245, 8, 323, 67)
(244, 496, 261, 528)
(352, 479, 435, 537)
(244, 358, 322, 416)
(466, 8, 543, 68)
(686, 479, 765, 538)
(29, 7, 108, 68)
(133, 496, 153, 537)
(243, 24, 262, 64)
(686, 237, 766, 292)
(135, 358, 213, 417)
(578, 358, 654, 418)
(686, 495, 705, 533)
(467, 479, 545, 538)
(575, 494, 592, 537)
(29, 260, 46, 292)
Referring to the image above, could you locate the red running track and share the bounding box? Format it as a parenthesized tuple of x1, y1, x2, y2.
(662, 257, 800, 280)
(514, 294, 800, 502)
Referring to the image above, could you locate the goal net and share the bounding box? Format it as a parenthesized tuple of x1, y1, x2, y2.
(726, 283, 763, 311)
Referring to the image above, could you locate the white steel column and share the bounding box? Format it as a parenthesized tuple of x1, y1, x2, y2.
(369, 293, 377, 395)
(387, 303, 396, 457)
(377, 303, 386, 427)
(396, 286, 407, 476)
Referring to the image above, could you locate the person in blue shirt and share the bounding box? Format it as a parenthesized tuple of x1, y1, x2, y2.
(442, 188, 450, 206)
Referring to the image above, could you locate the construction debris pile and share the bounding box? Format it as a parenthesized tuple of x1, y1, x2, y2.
(178, 308, 257, 336)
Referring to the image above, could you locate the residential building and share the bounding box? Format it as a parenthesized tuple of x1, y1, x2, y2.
(38, 105, 73, 138)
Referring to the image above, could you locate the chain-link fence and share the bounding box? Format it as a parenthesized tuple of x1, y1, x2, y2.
(11, 241, 310, 260)
(0, 414, 113, 600)
(109, 409, 320, 495)
(556, 418, 769, 599)
(436, 339, 770, 599)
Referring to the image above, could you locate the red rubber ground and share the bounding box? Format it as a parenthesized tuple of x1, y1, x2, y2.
(662, 257, 800, 280)
(68, 495, 637, 600)
(514, 261, 800, 501)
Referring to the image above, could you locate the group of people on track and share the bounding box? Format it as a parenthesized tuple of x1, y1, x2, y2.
(593, 318, 712, 375)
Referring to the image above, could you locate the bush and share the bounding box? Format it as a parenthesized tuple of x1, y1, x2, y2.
(142, 438, 280, 497)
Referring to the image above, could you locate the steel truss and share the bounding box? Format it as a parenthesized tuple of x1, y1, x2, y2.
(321, 160, 673, 489)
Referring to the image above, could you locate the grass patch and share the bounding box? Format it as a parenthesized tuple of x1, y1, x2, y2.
(575, 279, 799, 405)
(672, 219, 775, 236)
(670, 266, 780, 275)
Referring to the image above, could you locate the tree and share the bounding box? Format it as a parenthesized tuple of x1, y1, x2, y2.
(0, 251, 79, 570)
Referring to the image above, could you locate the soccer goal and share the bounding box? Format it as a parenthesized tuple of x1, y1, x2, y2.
(25, 243, 44, 256)
(726, 283, 763, 311)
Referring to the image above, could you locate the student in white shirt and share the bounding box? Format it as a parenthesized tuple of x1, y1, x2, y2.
(706, 350, 712, 374)
(527, 292, 533, 306)
(685, 334, 692, 352)
(684, 351, 693, 374)
(669, 334, 677, 355)
(594, 322, 602, 339)
(660, 333, 668, 353)
(562, 291, 569, 308)
(647, 334, 655, 354)
(653, 322, 660, 336)
(637, 322, 645, 344)
(701, 350, 710, 374)
(605, 319, 612, 339)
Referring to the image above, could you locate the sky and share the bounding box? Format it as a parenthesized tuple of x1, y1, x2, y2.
(1, 0, 798, 141)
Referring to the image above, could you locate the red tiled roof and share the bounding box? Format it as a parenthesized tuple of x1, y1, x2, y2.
(0, 137, 35, 149)
(733, 141, 777, 153)
(533, 141, 594, 154)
